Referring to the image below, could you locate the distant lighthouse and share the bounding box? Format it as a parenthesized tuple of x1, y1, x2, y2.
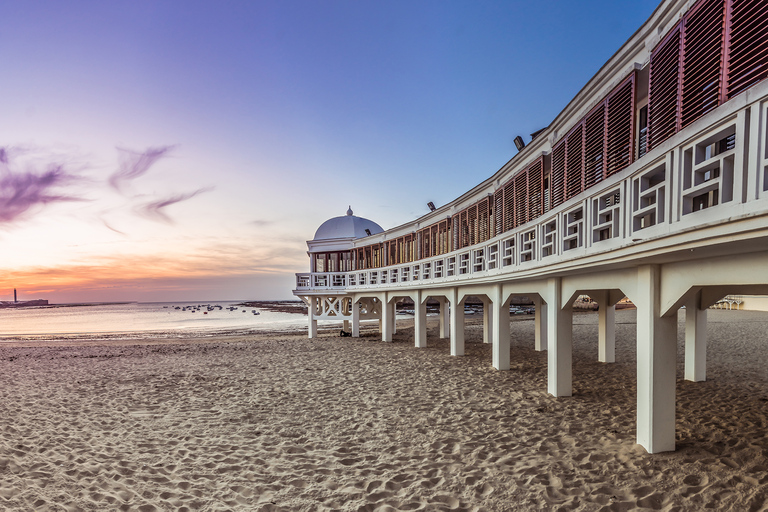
(14, 289, 17, 303)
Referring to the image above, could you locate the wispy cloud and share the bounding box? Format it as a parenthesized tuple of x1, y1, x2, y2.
(109, 146, 174, 193)
(0, 149, 84, 224)
(136, 187, 214, 223)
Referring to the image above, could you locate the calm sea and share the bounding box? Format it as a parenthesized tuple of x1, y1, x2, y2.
(0, 301, 314, 342)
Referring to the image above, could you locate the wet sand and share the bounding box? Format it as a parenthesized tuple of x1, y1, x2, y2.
(0, 308, 766, 511)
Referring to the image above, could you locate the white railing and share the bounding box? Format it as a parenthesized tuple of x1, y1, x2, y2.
(296, 87, 768, 293)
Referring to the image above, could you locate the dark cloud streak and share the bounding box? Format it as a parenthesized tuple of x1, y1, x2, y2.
(109, 146, 174, 192)
(0, 164, 83, 223)
(137, 187, 214, 224)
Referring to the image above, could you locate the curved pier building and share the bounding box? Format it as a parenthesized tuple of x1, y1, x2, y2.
(294, 0, 768, 453)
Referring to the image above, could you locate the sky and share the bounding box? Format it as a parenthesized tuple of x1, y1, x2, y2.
(0, 0, 658, 303)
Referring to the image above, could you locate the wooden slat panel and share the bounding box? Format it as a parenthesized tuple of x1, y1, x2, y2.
(503, 179, 515, 232)
(551, 140, 566, 209)
(478, 197, 490, 243)
(565, 123, 584, 200)
(528, 157, 544, 220)
(727, 0, 768, 98)
(682, 0, 725, 128)
(606, 74, 635, 176)
(514, 169, 528, 227)
(467, 205, 478, 246)
(649, 23, 683, 149)
(494, 189, 504, 236)
(584, 104, 605, 189)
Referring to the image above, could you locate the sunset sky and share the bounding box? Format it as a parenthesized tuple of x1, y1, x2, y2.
(0, 1, 657, 303)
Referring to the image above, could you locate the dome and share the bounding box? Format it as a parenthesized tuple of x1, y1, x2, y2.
(313, 207, 384, 241)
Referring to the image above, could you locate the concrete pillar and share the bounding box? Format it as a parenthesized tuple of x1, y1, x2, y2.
(438, 298, 449, 338)
(382, 296, 394, 342)
(685, 297, 707, 382)
(534, 295, 548, 351)
(352, 299, 360, 338)
(449, 288, 464, 356)
(491, 284, 510, 370)
(308, 297, 318, 339)
(414, 291, 427, 348)
(594, 290, 616, 363)
(635, 265, 677, 453)
(546, 278, 573, 397)
(482, 298, 493, 345)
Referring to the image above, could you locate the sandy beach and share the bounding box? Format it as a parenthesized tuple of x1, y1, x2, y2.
(0, 308, 767, 511)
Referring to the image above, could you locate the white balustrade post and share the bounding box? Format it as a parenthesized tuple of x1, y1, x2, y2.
(534, 295, 548, 351)
(449, 288, 464, 356)
(546, 278, 573, 397)
(414, 291, 427, 348)
(635, 265, 677, 453)
(685, 296, 707, 382)
(594, 290, 616, 363)
(492, 284, 510, 370)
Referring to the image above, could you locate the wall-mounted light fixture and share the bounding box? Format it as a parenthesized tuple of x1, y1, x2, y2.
(514, 135, 525, 151)
(365, 229, 372, 236)
(427, 202, 436, 211)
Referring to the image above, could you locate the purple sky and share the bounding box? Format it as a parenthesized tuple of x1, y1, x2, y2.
(0, 0, 658, 302)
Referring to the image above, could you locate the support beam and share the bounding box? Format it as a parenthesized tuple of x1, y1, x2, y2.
(343, 319, 351, 333)
(482, 298, 493, 345)
(635, 265, 677, 453)
(449, 288, 464, 356)
(491, 284, 510, 370)
(685, 296, 707, 382)
(534, 295, 547, 351)
(594, 290, 616, 363)
(438, 298, 449, 338)
(546, 278, 572, 397)
(382, 296, 394, 342)
(414, 291, 427, 348)
(352, 299, 360, 338)
(308, 296, 318, 339)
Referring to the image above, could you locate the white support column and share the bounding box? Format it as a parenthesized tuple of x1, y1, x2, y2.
(382, 295, 394, 342)
(491, 284, 510, 370)
(352, 299, 360, 338)
(414, 291, 427, 348)
(534, 295, 548, 351)
(438, 298, 449, 338)
(343, 320, 351, 333)
(684, 296, 707, 382)
(482, 298, 493, 345)
(635, 265, 677, 453)
(547, 278, 573, 397)
(308, 296, 318, 339)
(449, 288, 464, 356)
(594, 290, 616, 363)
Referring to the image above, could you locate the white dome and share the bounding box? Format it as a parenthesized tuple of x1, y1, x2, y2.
(313, 207, 384, 241)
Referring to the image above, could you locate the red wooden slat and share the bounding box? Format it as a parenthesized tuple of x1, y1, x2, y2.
(514, 169, 529, 227)
(727, 0, 768, 98)
(606, 74, 635, 176)
(584, 103, 605, 189)
(649, 23, 683, 149)
(528, 158, 544, 220)
(503, 180, 515, 232)
(551, 141, 566, 209)
(565, 123, 584, 200)
(681, 0, 725, 128)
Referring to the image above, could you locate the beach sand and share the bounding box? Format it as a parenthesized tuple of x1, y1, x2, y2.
(0, 308, 766, 511)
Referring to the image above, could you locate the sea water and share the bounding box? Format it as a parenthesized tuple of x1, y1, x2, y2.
(0, 301, 313, 341)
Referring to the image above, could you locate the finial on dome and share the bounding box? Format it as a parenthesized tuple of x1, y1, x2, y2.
(346, 206, 353, 216)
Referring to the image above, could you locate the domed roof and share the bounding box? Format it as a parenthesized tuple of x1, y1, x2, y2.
(313, 207, 384, 241)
